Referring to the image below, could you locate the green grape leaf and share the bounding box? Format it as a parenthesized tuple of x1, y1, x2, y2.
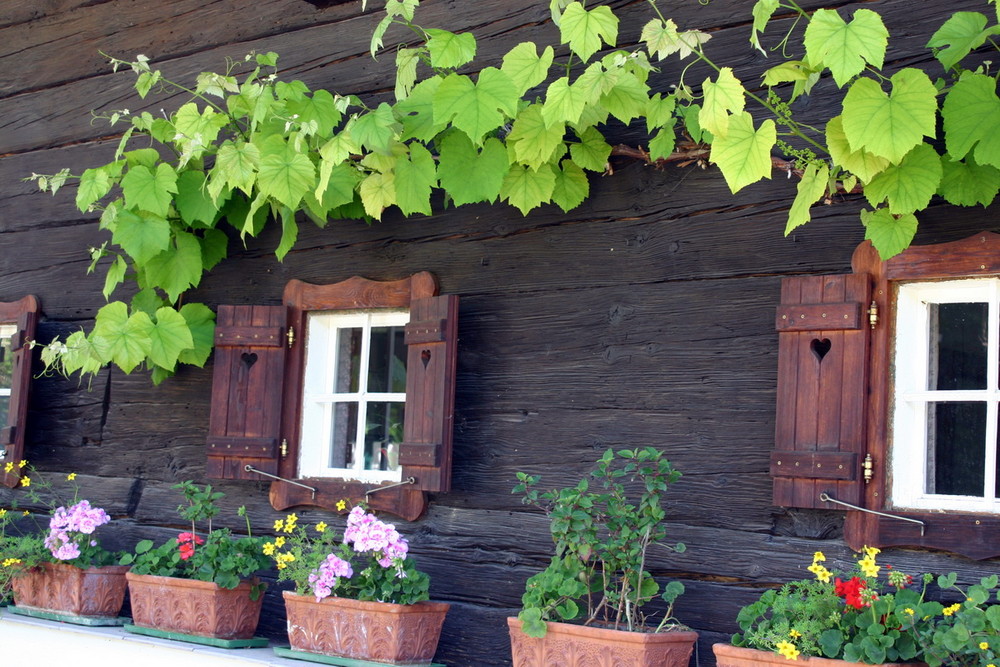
(256, 134, 316, 209)
(58, 330, 105, 376)
(397, 77, 445, 142)
(394, 47, 420, 101)
(359, 171, 396, 219)
(425, 29, 477, 69)
(804, 8, 887, 87)
(286, 89, 342, 137)
(600, 71, 649, 125)
(551, 160, 589, 212)
(112, 209, 171, 264)
(349, 102, 399, 155)
(709, 112, 777, 193)
(646, 93, 676, 132)
(542, 77, 589, 127)
(174, 170, 218, 227)
(751, 0, 780, 52)
(560, 2, 618, 63)
(501, 163, 556, 215)
(841, 69, 938, 163)
(862, 208, 919, 260)
(90, 302, 153, 374)
(762, 61, 814, 87)
(826, 115, 889, 182)
(103, 256, 127, 300)
(785, 162, 830, 234)
(927, 12, 996, 71)
(177, 303, 216, 367)
(700, 67, 745, 138)
(942, 72, 1000, 166)
(143, 231, 205, 303)
(369, 14, 393, 56)
(147, 306, 195, 371)
(433, 69, 518, 144)
(199, 228, 228, 271)
(121, 163, 178, 218)
(865, 143, 943, 214)
(569, 126, 612, 172)
(648, 128, 676, 160)
(501, 42, 555, 96)
(131, 288, 165, 317)
(640, 18, 709, 61)
(438, 133, 508, 205)
(394, 142, 437, 216)
(275, 206, 298, 261)
(211, 140, 260, 199)
(938, 157, 1000, 207)
(173, 102, 227, 151)
(508, 105, 567, 169)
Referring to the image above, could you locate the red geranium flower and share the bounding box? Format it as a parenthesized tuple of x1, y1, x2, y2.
(176, 532, 205, 561)
(835, 576, 869, 610)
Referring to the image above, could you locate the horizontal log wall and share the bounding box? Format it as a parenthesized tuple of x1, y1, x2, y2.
(2, 1, 999, 664)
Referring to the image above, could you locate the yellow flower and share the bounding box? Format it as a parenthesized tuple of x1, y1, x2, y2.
(0, 508, 6, 518)
(980, 642, 989, 650)
(3, 462, 12, 473)
(812, 551, 826, 563)
(22, 510, 29, 516)
(336, 499, 347, 511)
(2, 558, 21, 567)
(859, 558, 879, 578)
(262, 542, 276, 556)
(277, 561, 287, 570)
(19, 476, 30, 487)
(943, 603, 962, 617)
(904, 608, 915, 615)
(273, 519, 285, 532)
(807, 563, 832, 583)
(863, 546, 880, 558)
(67, 472, 77, 481)
(789, 629, 801, 639)
(17, 460, 26, 469)
(315, 522, 328, 533)
(776, 641, 800, 661)
(274, 536, 286, 548)
(284, 513, 298, 533)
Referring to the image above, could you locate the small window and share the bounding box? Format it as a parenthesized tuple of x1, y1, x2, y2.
(0, 323, 17, 427)
(891, 279, 1000, 513)
(299, 309, 409, 481)
(0, 296, 41, 488)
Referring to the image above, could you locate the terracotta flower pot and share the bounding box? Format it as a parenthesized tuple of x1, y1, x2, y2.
(507, 616, 698, 667)
(126, 572, 265, 640)
(283, 591, 450, 665)
(11, 562, 128, 618)
(713, 643, 925, 667)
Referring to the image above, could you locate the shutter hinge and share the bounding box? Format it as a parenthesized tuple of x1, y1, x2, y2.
(863, 453, 874, 483)
(286, 326, 295, 348)
(280, 439, 288, 458)
(868, 300, 879, 329)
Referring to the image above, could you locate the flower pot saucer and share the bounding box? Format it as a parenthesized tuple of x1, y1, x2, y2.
(6, 604, 128, 626)
(273, 646, 445, 666)
(123, 623, 269, 648)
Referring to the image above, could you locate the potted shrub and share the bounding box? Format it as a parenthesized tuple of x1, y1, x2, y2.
(122, 481, 271, 640)
(268, 504, 449, 665)
(509, 447, 697, 667)
(0, 462, 128, 622)
(717, 548, 930, 667)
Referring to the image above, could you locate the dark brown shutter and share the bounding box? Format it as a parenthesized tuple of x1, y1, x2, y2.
(206, 305, 287, 480)
(771, 274, 870, 509)
(0, 296, 40, 489)
(399, 294, 459, 492)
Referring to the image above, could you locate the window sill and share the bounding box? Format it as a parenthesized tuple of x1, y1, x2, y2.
(0, 611, 305, 666)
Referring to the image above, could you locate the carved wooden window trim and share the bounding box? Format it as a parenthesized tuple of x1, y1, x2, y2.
(0, 296, 40, 488)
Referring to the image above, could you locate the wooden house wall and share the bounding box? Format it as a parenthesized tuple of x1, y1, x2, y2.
(2, 1, 999, 665)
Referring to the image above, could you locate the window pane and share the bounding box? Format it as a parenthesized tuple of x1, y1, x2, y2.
(928, 302, 988, 390)
(329, 402, 359, 468)
(0, 327, 13, 427)
(928, 401, 986, 496)
(334, 328, 362, 393)
(365, 402, 405, 471)
(367, 326, 407, 393)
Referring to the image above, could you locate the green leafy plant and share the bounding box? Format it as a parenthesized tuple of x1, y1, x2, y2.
(30, 1, 1000, 381)
(734, 548, 931, 663)
(265, 504, 430, 605)
(122, 481, 270, 592)
(513, 447, 686, 638)
(905, 573, 1000, 667)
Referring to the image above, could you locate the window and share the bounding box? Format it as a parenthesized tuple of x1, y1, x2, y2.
(771, 232, 1000, 559)
(205, 273, 458, 520)
(0, 296, 41, 489)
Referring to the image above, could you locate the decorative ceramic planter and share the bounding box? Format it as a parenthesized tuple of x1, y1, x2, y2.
(11, 562, 128, 618)
(713, 643, 925, 667)
(508, 616, 698, 667)
(283, 591, 450, 665)
(126, 572, 265, 640)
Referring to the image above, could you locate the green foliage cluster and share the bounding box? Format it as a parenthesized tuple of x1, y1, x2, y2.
(121, 481, 271, 592)
(513, 447, 686, 637)
(28, 0, 1000, 380)
(911, 573, 1000, 667)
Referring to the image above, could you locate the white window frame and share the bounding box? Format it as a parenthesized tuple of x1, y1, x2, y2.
(891, 278, 1000, 513)
(298, 309, 408, 482)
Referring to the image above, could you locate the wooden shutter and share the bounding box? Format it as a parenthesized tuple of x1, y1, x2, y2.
(771, 274, 870, 509)
(0, 296, 40, 489)
(206, 305, 287, 480)
(399, 294, 459, 492)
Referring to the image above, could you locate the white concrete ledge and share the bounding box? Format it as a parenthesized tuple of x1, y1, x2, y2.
(0, 610, 309, 666)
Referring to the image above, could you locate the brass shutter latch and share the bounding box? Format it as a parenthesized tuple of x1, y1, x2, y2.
(868, 301, 878, 329)
(286, 326, 295, 348)
(863, 454, 873, 483)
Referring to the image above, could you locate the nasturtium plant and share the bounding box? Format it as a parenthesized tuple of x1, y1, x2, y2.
(28, 0, 1000, 381)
